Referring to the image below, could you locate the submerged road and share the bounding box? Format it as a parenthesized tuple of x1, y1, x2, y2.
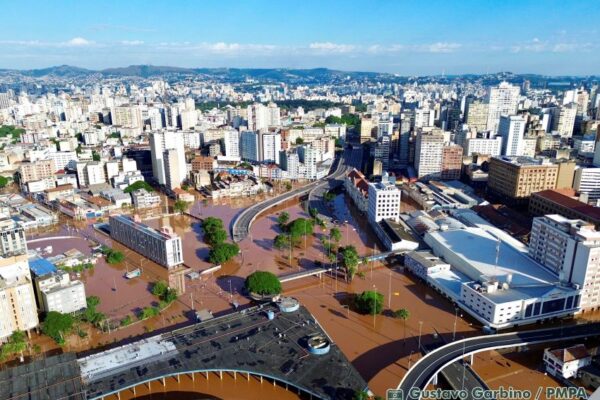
(399, 322, 600, 399)
(231, 147, 360, 242)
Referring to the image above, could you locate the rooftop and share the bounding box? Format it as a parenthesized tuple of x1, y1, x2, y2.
(533, 190, 600, 221)
(29, 258, 57, 277)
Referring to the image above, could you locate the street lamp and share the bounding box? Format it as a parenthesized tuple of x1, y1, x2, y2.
(418, 321, 423, 352)
(372, 284, 377, 329)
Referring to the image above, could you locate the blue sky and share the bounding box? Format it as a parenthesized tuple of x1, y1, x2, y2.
(1, 0, 598, 75)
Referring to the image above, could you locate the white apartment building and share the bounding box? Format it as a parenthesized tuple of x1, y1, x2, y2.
(36, 270, 87, 314)
(131, 189, 161, 209)
(48, 150, 78, 170)
(498, 115, 526, 156)
(464, 137, 503, 156)
(150, 131, 186, 186)
(486, 82, 520, 134)
(76, 161, 106, 188)
(0, 255, 39, 341)
(552, 104, 577, 138)
(414, 130, 445, 179)
(415, 108, 435, 128)
(223, 129, 240, 158)
(0, 218, 27, 258)
(163, 149, 184, 191)
(262, 133, 281, 164)
(367, 178, 401, 223)
(529, 214, 600, 312)
(573, 167, 600, 205)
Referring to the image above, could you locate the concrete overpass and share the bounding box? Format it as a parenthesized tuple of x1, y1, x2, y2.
(231, 148, 354, 242)
(398, 321, 600, 399)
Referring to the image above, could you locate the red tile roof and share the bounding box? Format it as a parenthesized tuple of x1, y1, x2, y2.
(533, 190, 600, 220)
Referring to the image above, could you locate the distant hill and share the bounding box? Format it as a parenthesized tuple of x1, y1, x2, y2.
(0, 65, 596, 87)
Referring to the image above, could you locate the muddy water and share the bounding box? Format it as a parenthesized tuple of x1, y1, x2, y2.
(103, 371, 302, 400)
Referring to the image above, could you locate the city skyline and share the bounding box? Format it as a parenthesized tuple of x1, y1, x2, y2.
(1, 0, 599, 75)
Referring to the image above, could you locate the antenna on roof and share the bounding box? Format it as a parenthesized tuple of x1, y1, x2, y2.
(494, 236, 501, 277)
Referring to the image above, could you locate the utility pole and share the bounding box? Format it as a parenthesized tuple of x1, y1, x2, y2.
(388, 270, 392, 308)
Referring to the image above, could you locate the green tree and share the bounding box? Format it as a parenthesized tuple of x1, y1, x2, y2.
(309, 207, 319, 219)
(288, 218, 314, 239)
(274, 233, 291, 250)
(330, 227, 342, 243)
(340, 245, 360, 281)
(323, 191, 335, 202)
(0, 176, 9, 188)
(42, 312, 74, 344)
(83, 296, 105, 327)
(394, 308, 410, 344)
(120, 315, 133, 327)
(355, 291, 384, 315)
(92, 151, 101, 161)
(202, 217, 228, 247)
(123, 181, 154, 193)
(0, 330, 27, 361)
(208, 242, 240, 264)
(105, 249, 124, 264)
(152, 281, 169, 297)
(295, 137, 304, 145)
(284, 182, 292, 191)
(245, 271, 282, 296)
(173, 200, 190, 214)
(139, 306, 160, 320)
(277, 211, 290, 229)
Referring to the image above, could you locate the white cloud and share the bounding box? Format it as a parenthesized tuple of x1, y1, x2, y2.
(309, 42, 356, 53)
(419, 42, 462, 53)
(64, 37, 93, 47)
(121, 40, 144, 46)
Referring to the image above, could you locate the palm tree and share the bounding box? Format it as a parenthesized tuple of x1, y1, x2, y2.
(394, 308, 410, 345)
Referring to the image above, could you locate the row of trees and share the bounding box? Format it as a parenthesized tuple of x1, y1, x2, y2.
(101, 246, 125, 265)
(201, 217, 240, 264)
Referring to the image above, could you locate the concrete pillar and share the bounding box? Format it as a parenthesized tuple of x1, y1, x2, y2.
(117, 392, 121, 400)
(176, 374, 180, 383)
(260, 376, 263, 383)
(191, 372, 195, 382)
(234, 371, 237, 380)
(205, 371, 209, 380)
(220, 370, 223, 380)
(470, 354, 474, 365)
(162, 377, 166, 386)
(132, 386, 136, 395)
(432, 373, 438, 385)
(247, 372, 250, 381)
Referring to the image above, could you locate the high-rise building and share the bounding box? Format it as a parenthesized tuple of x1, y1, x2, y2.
(367, 179, 401, 223)
(465, 101, 489, 132)
(360, 117, 374, 143)
(247, 103, 279, 131)
(0, 255, 39, 341)
(498, 115, 526, 156)
(573, 167, 600, 205)
(240, 131, 260, 163)
(529, 215, 600, 312)
(112, 105, 142, 128)
(414, 130, 445, 179)
(163, 149, 183, 190)
(223, 129, 240, 158)
(552, 104, 577, 138)
(298, 146, 318, 179)
(486, 82, 520, 133)
(464, 137, 503, 156)
(261, 133, 281, 164)
(76, 161, 106, 188)
(397, 116, 411, 166)
(441, 145, 463, 180)
(150, 131, 186, 185)
(374, 135, 391, 171)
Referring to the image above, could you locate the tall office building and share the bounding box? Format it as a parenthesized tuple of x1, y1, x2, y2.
(415, 107, 435, 128)
(247, 103, 279, 131)
(414, 130, 445, 179)
(486, 82, 520, 134)
(397, 116, 411, 166)
(0, 255, 39, 341)
(466, 101, 489, 132)
(360, 117, 374, 143)
(374, 135, 391, 171)
(150, 131, 186, 185)
(441, 145, 463, 180)
(240, 131, 260, 162)
(573, 167, 600, 205)
(112, 105, 142, 129)
(298, 146, 318, 179)
(529, 215, 600, 312)
(498, 115, 526, 156)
